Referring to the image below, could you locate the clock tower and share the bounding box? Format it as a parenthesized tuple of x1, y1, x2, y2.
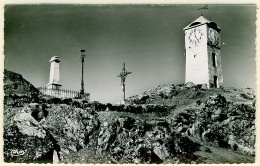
(184, 16, 223, 88)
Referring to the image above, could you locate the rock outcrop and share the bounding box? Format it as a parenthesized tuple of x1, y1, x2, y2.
(4, 108, 54, 163)
(4, 103, 200, 163)
(3, 70, 255, 163)
(4, 69, 39, 106)
(172, 95, 255, 155)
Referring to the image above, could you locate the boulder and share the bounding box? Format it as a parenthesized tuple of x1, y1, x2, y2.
(44, 105, 100, 160)
(14, 112, 46, 138)
(97, 127, 117, 153)
(4, 111, 54, 163)
(201, 84, 208, 89)
(139, 95, 149, 104)
(153, 142, 170, 160)
(185, 82, 195, 88)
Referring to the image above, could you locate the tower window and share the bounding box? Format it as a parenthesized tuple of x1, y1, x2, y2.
(214, 76, 218, 88)
(212, 52, 217, 67)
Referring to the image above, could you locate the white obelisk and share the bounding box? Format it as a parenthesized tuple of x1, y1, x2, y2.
(46, 56, 62, 90)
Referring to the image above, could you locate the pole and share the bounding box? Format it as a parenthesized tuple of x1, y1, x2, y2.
(123, 62, 125, 101)
(81, 55, 84, 93)
(80, 50, 86, 98)
(123, 85, 125, 101)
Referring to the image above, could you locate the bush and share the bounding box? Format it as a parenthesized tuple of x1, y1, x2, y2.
(139, 95, 149, 104)
(62, 98, 72, 105)
(71, 100, 81, 107)
(47, 97, 62, 104)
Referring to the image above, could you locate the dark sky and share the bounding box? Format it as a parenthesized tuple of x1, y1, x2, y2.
(4, 4, 256, 103)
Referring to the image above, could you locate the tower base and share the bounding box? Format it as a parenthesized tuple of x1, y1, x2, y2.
(46, 82, 62, 90)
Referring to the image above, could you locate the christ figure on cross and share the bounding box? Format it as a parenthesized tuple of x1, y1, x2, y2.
(117, 62, 132, 102)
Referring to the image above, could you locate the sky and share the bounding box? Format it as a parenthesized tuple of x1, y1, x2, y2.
(4, 4, 256, 103)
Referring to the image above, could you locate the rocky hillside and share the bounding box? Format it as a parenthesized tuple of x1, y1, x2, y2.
(4, 69, 40, 106)
(3, 71, 256, 164)
(127, 83, 255, 155)
(127, 82, 255, 106)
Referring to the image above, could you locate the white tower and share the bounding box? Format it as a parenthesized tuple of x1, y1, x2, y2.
(184, 16, 223, 88)
(46, 56, 62, 90)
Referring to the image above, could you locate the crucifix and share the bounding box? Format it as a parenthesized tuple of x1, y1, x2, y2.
(117, 62, 132, 101)
(197, 5, 208, 16)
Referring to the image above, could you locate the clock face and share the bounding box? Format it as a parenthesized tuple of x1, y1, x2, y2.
(187, 27, 204, 47)
(208, 28, 219, 46)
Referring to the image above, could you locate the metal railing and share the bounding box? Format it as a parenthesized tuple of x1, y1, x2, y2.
(38, 86, 90, 100)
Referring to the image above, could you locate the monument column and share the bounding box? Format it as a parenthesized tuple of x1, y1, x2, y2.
(46, 56, 62, 90)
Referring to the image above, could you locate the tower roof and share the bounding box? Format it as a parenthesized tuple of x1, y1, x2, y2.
(183, 16, 221, 31)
